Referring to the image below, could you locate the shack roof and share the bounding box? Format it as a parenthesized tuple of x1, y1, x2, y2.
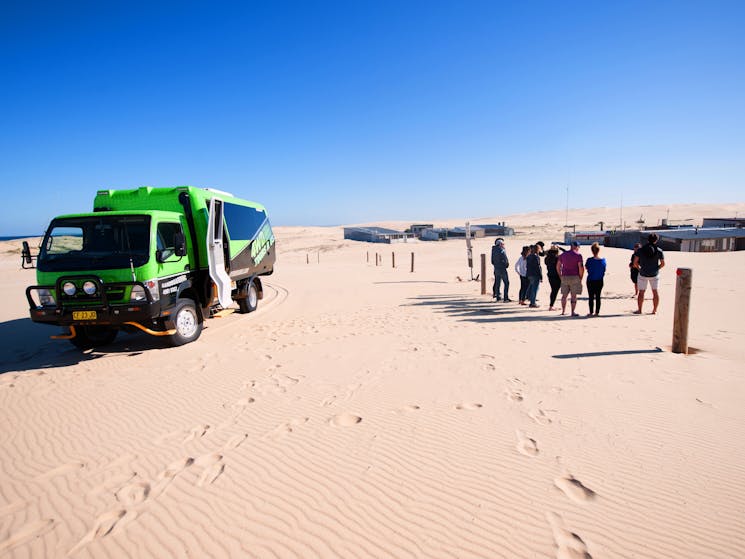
(654, 228, 745, 241)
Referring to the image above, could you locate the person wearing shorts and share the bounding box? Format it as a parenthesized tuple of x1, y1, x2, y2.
(557, 241, 584, 317)
(633, 233, 665, 314)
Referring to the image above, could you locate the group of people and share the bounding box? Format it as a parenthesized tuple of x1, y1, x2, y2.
(490, 233, 665, 316)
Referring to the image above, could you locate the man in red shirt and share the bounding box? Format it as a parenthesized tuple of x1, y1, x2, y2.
(556, 241, 585, 316)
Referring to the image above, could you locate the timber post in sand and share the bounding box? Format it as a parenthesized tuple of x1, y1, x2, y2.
(392, 252, 395, 268)
(672, 268, 692, 354)
(410, 252, 414, 273)
(366, 251, 369, 263)
(480, 254, 486, 295)
(306, 253, 309, 264)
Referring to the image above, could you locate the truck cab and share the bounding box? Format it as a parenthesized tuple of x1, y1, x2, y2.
(25, 186, 275, 349)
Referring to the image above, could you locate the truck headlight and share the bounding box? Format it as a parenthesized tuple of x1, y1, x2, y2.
(145, 280, 159, 301)
(38, 289, 56, 306)
(62, 282, 76, 296)
(83, 281, 97, 295)
(130, 285, 147, 302)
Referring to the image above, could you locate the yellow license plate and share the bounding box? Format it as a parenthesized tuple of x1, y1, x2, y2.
(72, 311, 97, 320)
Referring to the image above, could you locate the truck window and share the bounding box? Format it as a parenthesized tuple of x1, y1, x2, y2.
(46, 227, 84, 254)
(157, 222, 183, 260)
(223, 202, 268, 241)
(38, 216, 150, 272)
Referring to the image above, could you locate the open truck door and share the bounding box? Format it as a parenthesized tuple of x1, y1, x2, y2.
(207, 198, 233, 308)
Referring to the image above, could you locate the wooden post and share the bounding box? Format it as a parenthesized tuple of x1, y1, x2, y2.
(410, 252, 414, 272)
(392, 252, 395, 268)
(317, 252, 320, 264)
(366, 251, 369, 263)
(481, 252, 486, 295)
(672, 268, 692, 354)
(480, 253, 486, 295)
(375, 253, 379, 266)
(306, 253, 309, 264)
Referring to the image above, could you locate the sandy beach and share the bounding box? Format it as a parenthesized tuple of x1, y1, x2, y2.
(1, 202, 744, 558)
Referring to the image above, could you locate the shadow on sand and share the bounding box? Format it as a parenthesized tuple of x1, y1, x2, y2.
(0, 317, 170, 375)
(552, 347, 664, 359)
(404, 294, 635, 324)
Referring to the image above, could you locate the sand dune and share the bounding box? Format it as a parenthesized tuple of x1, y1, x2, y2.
(1, 202, 744, 558)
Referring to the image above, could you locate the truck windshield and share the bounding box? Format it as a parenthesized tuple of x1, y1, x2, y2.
(38, 216, 151, 272)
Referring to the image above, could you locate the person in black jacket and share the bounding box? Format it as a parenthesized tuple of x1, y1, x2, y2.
(490, 239, 511, 302)
(544, 245, 561, 310)
(526, 244, 543, 308)
(633, 234, 665, 314)
(629, 242, 641, 295)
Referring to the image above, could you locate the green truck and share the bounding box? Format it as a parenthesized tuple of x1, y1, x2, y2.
(23, 186, 276, 349)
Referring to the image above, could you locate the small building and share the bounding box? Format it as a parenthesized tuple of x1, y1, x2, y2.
(407, 224, 434, 237)
(343, 227, 411, 244)
(449, 226, 485, 238)
(564, 230, 607, 245)
(420, 228, 448, 241)
(473, 224, 515, 237)
(656, 228, 745, 252)
(702, 217, 745, 228)
(603, 230, 645, 250)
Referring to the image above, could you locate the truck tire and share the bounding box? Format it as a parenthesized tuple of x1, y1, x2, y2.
(169, 298, 202, 346)
(237, 279, 258, 314)
(70, 326, 118, 350)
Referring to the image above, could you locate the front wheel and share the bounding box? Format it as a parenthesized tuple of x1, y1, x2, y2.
(237, 279, 258, 314)
(168, 299, 203, 346)
(70, 326, 118, 350)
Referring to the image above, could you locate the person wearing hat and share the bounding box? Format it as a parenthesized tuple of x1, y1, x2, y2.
(556, 240, 584, 316)
(490, 238, 511, 302)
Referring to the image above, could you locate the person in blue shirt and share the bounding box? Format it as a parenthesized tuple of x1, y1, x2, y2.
(585, 242, 607, 316)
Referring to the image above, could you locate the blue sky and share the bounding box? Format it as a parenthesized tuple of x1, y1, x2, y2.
(1, 1, 743, 235)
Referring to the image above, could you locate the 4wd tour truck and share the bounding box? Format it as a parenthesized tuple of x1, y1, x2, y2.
(23, 186, 276, 349)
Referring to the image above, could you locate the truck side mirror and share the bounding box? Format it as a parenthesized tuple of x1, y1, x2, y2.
(21, 241, 37, 269)
(174, 232, 186, 257)
(22, 241, 33, 264)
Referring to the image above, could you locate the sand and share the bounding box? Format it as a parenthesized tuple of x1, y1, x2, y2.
(1, 202, 744, 558)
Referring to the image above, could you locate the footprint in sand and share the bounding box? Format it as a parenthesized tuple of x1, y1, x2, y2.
(269, 417, 310, 439)
(515, 430, 539, 457)
(36, 461, 87, 482)
(151, 457, 194, 499)
(321, 394, 337, 407)
(454, 402, 483, 410)
(68, 509, 134, 555)
(554, 475, 596, 503)
(223, 433, 248, 450)
(399, 404, 421, 412)
(195, 453, 225, 486)
(159, 456, 194, 480)
(183, 424, 211, 443)
(330, 413, 362, 427)
(115, 480, 151, 506)
(234, 397, 255, 408)
(547, 512, 593, 559)
(528, 409, 552, 425)
(505, 389, 524, 403)
(0, 519, 55, 554)
(87, 472, 137, 498)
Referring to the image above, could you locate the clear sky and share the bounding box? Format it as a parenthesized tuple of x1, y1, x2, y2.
(2, 0, 743, 235)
